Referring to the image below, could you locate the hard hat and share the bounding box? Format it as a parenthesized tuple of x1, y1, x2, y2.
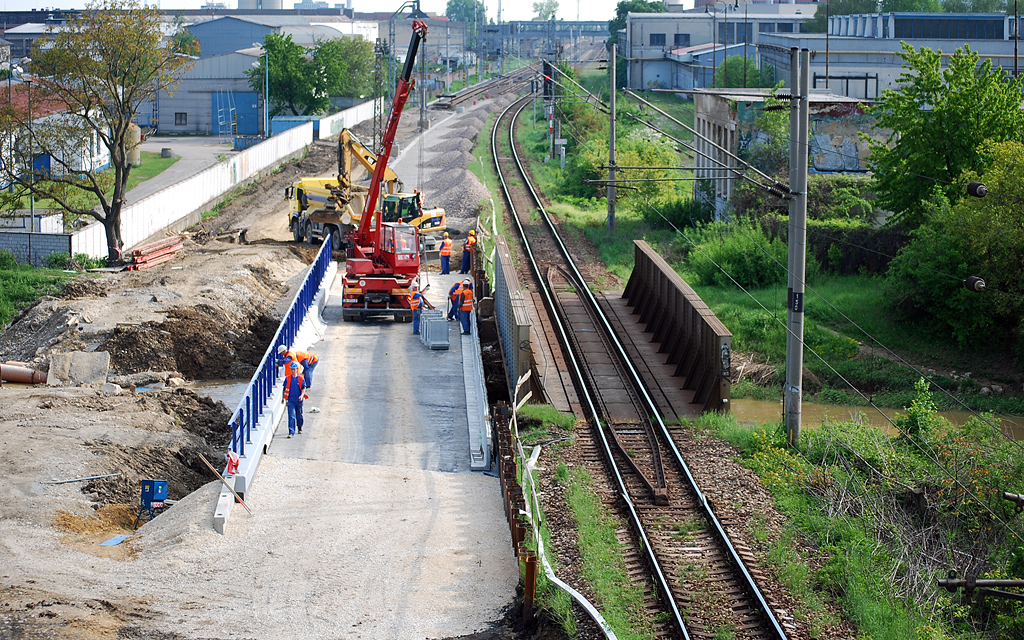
(277, 345, 287, 354)
(468, 230, 475, 235)
(411, 283, 419, 289)
(289, 361, 299, 369)
(463, 279, 471, 285)
(443, 232, 449, 237)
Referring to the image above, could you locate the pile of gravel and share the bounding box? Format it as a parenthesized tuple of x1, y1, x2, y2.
(428, 169, 491, 218)
(429, 138, 474, 153)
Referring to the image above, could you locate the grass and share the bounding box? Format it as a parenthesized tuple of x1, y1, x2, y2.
(676, 271, 1024, 414)
(19, 152, 179, 214)
(517, 404, 575, 446)
(557, 462, 656, 640)
(694, 412, 920, 640)
(0, 252, 72, 326)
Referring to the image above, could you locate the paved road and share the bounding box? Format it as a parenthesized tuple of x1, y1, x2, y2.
(125, 135, 239, 203)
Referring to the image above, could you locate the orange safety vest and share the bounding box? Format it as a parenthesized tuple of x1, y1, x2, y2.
(463, 235, 477, 252)
(410, 291, 422, 310)
(291, 350, 318, 366)
(439, 238, 452, 257)
(450, 284, 463, 302)
(283, 373, 305, 401)
(460, 286, 474, 311)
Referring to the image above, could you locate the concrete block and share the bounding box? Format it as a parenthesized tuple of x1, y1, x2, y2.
(47, 351, 110, 386)
(100, 382, 122, 394)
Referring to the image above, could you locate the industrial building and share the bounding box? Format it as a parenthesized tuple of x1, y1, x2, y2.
(759, 12, 1022, 99)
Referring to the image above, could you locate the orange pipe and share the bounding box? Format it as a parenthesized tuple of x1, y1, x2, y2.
(0, 363, 47, 385)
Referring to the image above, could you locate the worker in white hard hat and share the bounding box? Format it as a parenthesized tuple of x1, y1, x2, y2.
(410, 282, 423, 335)
(457, 278, 474, 334)
(460, 229, 477, 274)
(439, 231, 453, 274)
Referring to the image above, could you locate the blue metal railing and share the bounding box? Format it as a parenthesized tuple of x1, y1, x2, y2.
(228, 237, 333, 457)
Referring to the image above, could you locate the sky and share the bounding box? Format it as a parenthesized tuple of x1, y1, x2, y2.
(5, 0, 626, 23)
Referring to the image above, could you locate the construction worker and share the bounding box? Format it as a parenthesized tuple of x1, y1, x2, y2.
(460, 229, 476, 274)
(276, 345, 320, 390)
(439, 232, 452, 274)
(447, 281, 462, 321)
(410, 282, 423, 335)
(281, 361, 307, 437)
(457, 278, 474, 334)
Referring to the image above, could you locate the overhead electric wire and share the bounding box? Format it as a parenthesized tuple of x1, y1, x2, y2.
(643, 198, 1024, 545)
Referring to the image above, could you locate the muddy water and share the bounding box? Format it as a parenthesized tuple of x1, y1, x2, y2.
(732, 397, 1024, 440)
(192, 379, 250, 409)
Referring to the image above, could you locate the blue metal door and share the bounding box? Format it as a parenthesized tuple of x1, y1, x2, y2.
(211, 92, 260, 136)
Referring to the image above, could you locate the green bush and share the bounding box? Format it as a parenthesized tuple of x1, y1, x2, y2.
(0, 249, 17, 270)
(43, 252, 105, 271)
(643, 195, 713, 230)
(685, 222, 818, 288)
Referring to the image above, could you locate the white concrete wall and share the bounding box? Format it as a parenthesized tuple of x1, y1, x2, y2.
(317, 99, 379, 141)
(71, 123, 313, 258)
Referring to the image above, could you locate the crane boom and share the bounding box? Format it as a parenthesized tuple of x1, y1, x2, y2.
(350, 19, 427, 252)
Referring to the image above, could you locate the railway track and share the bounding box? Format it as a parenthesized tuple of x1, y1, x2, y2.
(433, 63, 541, 110)
(491, 94, 797, 639)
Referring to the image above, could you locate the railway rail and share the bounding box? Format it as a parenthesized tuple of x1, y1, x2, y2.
(491, 94, 796, 639)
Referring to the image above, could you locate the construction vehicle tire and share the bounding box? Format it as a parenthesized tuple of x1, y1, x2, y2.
(303, 220, 314, 244)
(329, 226, 343, 252)
(292, 220, 303, 243)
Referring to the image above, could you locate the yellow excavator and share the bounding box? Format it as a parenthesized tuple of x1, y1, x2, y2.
(284, 128, 445, 249)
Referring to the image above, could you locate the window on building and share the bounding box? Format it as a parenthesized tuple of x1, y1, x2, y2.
(650, 33, 666, 46)
(674, 33, 690, 47)
(174, 112, 187, 126)
(776, 23, 794, 33)
(759, 23, 776, 33)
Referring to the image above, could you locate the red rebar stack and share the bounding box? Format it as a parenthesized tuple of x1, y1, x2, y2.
(128, 236, 183, 270)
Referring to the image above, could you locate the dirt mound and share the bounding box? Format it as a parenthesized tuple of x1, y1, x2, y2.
(101, 305, 278, 379)
(431, 137, 475, 153)
(80, 389, 230, 505)
(427, 169, 491, 219)
(61, 279, 109, 300)
(0, 297, 76, 363)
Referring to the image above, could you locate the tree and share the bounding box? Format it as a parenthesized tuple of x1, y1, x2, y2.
(804, 0, 879, 33)
(0, 0, 197, 262)
(884, 140, 1024, 355)
(608, 0, 666, 48)
(943, 0, 1007, 11)
(532, 0, 559, 20)
(739, 84, 789, 175)
(445, 0, 485, 23)
(880, 0, 942, 9)
(712, 56, 777, 88)
(246, 34, 372, 117)
(865, 43, 1024, 227)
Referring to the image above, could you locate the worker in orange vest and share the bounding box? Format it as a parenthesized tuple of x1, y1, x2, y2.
(439, 232, 453, 274)
(447, 281, 462, 321)
(410, 282, 423, 335)
(457, 278, 474, 334)
(459, 229, 476, 274)
(280, 361, 307, 437)
(276, 345, 320, 390)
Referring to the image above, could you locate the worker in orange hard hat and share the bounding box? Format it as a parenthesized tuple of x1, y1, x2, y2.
(459, 229, 476, 274)
(439, 232, 452, 274)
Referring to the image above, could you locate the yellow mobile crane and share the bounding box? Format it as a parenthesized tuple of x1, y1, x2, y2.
(284, 128, 445, 248)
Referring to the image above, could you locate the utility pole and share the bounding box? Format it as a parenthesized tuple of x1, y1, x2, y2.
(825, 0, 830, 89)
(785, 48, 810, 446)
(608, 44, 616, 232)
(498, 0, 502, 78)
(1016, 0, 1019, 77)
(446, 23, 450, 91)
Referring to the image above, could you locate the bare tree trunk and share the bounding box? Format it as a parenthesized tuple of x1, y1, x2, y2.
(103, 207, 123, 263)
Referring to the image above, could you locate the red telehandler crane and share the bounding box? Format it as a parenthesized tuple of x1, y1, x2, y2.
(341, 20, 427, 322)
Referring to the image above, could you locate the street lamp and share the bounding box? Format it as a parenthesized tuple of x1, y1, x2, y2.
(705, 6, 716, 88)
(24, 77, 34, 231)
(252, 43, 269, 137)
